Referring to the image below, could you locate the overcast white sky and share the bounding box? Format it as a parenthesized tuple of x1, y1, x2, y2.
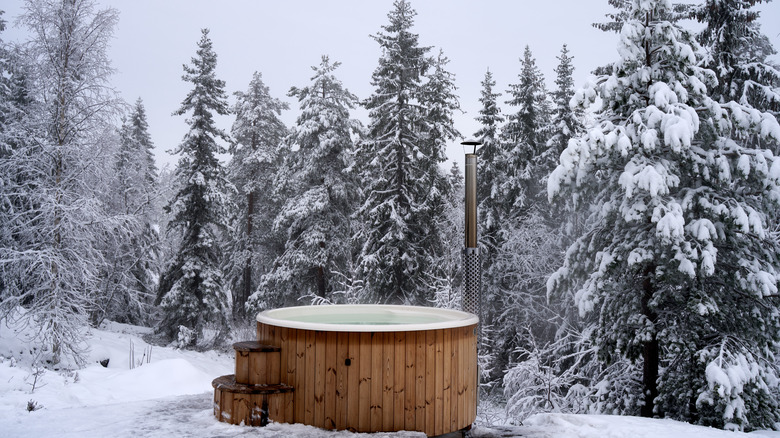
(3, 0, 779, 170)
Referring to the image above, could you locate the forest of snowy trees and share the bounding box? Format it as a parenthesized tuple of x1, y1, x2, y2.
(1, 0, 779, 432)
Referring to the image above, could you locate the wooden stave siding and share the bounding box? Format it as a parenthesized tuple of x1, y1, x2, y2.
(257, 322, 478, 436)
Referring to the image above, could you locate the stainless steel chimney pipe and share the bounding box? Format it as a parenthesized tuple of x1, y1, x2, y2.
(461, 140, 482, 320)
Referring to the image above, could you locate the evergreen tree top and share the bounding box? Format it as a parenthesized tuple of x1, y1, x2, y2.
(366, 0, 430, 113)
(174, 28, 229, 118)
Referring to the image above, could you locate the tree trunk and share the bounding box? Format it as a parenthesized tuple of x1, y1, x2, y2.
(315, 266, 326, 298)
(234, 191, 254, 320)
(640, 264, 659, 418)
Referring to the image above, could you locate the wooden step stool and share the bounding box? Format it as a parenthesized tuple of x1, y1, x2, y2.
(212, 341, 294, 426)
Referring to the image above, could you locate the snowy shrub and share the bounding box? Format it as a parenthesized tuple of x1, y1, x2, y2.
(176, 326, 195, 349)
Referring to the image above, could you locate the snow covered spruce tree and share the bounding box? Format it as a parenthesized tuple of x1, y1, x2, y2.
(501, 45, 553, 212)
(255, 56, 360, 307)
(485, 46, 562, 394)
(0, 0, 124, 365)
(474, 69, 505, 255)
(355, 0, 456, 304)
(547, 0, 780, 429)
(156, 29, 231, 346)
(542, 45, 584, 183)
(692, 0, 780, 120)
(96, 98, 161, 326)
(224, 71, 288, 320)
(418, 50, 461, 302)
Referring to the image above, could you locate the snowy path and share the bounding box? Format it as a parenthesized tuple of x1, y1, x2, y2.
(1, 392, 427, 438)
(7, 391, 777, 438)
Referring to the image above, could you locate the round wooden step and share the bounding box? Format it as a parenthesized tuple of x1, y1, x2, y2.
(233, 341, 281, 353)
(212, 374, 294, 427)
(212, 374, 293, 394)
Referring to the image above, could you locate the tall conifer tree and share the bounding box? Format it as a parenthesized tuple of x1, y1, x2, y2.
(502, 45, 552, 213)
(225, 71, 288, 319)
(692, 0, 780, 115)
(156, 29, 231, 345)
(548, 0, 780, 427)
(355, 0, 450, 305)
(99, 98, 160, 325)
(257, 56, 359, 306)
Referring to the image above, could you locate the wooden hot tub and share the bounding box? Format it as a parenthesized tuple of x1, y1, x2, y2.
(255, 304, 478, 436)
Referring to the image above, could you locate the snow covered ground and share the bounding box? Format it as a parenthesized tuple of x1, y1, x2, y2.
(1, 319, 778, 438)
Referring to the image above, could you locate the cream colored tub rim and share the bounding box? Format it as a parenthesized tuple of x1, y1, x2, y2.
(256, 304, 479, 332)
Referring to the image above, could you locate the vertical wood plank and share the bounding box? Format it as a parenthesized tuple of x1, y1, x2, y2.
(268, 351, 281, 384)
(287, 329, 297, 387)
(470, 324, 477, 425)
(213, 387, 220, 418)
(459, 326, 466, 428)
(294, 328, 305, 423)
(279, 328, 288, 386)
(359, 331, 372, 432)
(370, 332, 383, 431)
(382, 332, 394, 431)
(324, 331, 337, 429)
(393, 331, 405, 431)
(425, 329, 435, 436)
(236, 394, 251, 425)
(404, 330, 416, 431)
(415, 330, 426, 433)
(451, 326, 460, 431)
(434, 329, 444, 436)
(443, 327, 452, 432)
(221, 390, 233, 423)
(335, 331, 349, 430)
(270, 325, 278, 346)
(236, 351, 249, 384)
(348, 332, 360, 429)
(251, 351, 268, 386)
(314, 330, 326, 428)
(284, 391, 294, 424)
(304, 329, 316, 426)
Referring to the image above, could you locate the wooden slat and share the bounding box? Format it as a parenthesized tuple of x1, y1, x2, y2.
(314, 330, 326, 428)
(425, 329, 435, 435)
(269, 350, 281, 384)
(335, 332, 348, 429)
(415, 330, 425, 433)
(213, 387, 220, 418)
(434, 329, 444, 436)
(284, 391, 295, 424)
(238, 394, 252, 426)
(324, 331, 337, 429)
(221, 390, 233, 423)
(470, 324, 477, 425)
(286, 328, 297, 386)
(304, 329, 316, 425)
(461, 326, 468, 427)
(279, 328, 288, 386)
(451, 326, 460, 430)
(393, 331, 405, 431)
(443, 327, 452, 432)
(382, 332, 394, 431)
(348, 331, 360, 429)
(251, 351, 268, 385)
(294, 328, 305, 423)
(235, 351, 249, 384)
(358, 331, 372, 432)
(370, 332, 383, 431)
(404, 330, 416, 431)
